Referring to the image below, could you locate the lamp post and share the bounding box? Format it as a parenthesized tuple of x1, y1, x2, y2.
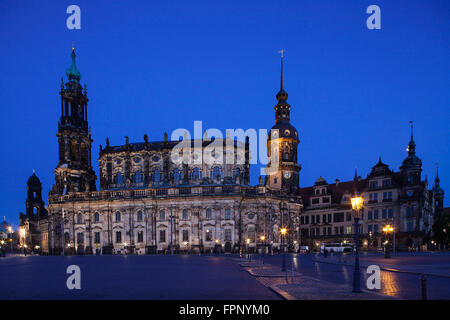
(8, 226, 13, 254)
(246, 238, 250, 260)
(280, 227, 287, 272)
(382, 225, 394, 258)
(19, 227, 26, 256)
(350, 195, 364, 293)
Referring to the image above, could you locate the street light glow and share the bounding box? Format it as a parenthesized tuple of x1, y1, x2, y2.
(280, 228, 287, 235)
(350, 196, 364, 211)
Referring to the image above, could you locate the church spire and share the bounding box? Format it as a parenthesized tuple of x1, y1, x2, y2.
(407, 120, 416, 155)
(276, 49, 288, 102)
(66, 46, 81, 83)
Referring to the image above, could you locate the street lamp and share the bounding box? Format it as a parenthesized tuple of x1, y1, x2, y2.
(8, 226, 13, 254)
(382, 225, 394, 258)
(350, 195, 364, 293)
(280, 227, 287, 272)
(19, 227, 26, 255)
(246, 238, 251, 259)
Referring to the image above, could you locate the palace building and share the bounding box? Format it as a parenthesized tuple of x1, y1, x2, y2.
(19, 48, 444, 255)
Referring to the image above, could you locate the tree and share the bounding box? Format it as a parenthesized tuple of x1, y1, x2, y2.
(432, 213, 450, 249)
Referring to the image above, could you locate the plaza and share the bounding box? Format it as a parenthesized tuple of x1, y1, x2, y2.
(1, 252, 450, 300)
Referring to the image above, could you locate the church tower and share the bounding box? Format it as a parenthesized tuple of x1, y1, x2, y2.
(400, 122, 422, 187)
(52, 47, 96, 195)
(266, 51, 301, 194)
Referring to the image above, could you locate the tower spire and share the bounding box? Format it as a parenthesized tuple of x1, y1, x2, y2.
(407, 121, 416, 155)
(278, 49, 284, 91)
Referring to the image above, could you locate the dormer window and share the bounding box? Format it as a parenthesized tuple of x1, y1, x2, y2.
(370, 181, 378, 189)
(315, 189, 320, 195)
(382, 179, 391, 186)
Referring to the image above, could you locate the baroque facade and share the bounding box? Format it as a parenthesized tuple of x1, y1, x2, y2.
(32, 48, 302, 255)
(20, 48, 444, 255)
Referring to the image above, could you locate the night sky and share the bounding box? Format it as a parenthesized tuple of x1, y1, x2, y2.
(1, 1, 449, 227)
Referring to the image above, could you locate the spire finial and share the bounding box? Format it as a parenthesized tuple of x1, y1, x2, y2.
(278, 49, 285, 91)
(409, 120, 414, 141)
(33, 169, 35, 174)
(436, 162, 439, 178)
(354, 167, 358, 180)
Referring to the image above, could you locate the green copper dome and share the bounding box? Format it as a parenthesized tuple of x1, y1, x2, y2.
(66, 48, 81, 83)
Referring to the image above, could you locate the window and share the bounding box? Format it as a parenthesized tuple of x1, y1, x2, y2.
(137, 211, 143, 222)
(115, 231, 122, 243)
(225, 229, 232, 241)
(368, 211, 373, 220)
(388, 208, 394, 219)
(212, 167, 221, 180)
(323, 227, 327, 235)
(374, 209, 379, 220)
(205, 230, 212, 241)
(383, 191, 392, 200)
(408, 175, 414, 185)
(173, 169, 181, 182)
(312, 215, 316, 224)
(94, 232, 100, 244)
(159, 230, 166, 243)
(407, 222, 414, 232)
(328, 227, 331, 235)
(382, 209, 387, 219)
(305, 216, 309, 224)
(248, 226, 255, 241)
(322, 214, 327, 223)
(340, 226, 344, 234)
(346, 226, 352, 234)
(300, 216, 305, 224)
(406, 207, 415, 218)
(315, 189, 320, 195)
(115, 211, 121, 222)
(94, 212, 100, 223)
(182, 230, 189, 242)
(135, 171, 142, 183)
(192, 167, 200, 180)
(334, 212, 344, 223)
(368, 225, 373, 232)
(206, 208, 212, 219)
(312, 198, 319, 204)
(182, 209, 188, 220)
(322, 197, 330, 203)
(373, 224, 379, 233)
(316, 215, 320, 224)
(327, 214, 332, 223)
(225, 208, 231, 220)
(153, 169, 161, 183)
(137, 231, 144, 243)
(370, 181, 378, 189)
(116, 173, 123, 185)
(77, 214, 82, 224)
(383, 179, 391, 186)
(77, 232, 84, 244)
(160, 210, 165, 220)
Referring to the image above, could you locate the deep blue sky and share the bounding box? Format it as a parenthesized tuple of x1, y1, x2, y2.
(1, 1, 449, 227)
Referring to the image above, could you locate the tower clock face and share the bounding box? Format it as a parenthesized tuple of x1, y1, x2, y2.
(284, 172, 291, 179)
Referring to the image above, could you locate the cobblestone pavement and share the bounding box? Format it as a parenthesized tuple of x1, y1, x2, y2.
(240, 263, 393, 300)
(257, 253, 450, 299)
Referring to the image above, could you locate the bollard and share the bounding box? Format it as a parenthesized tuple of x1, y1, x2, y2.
(421, 274, 427, 300)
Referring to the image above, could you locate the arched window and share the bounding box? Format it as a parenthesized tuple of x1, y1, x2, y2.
(117, 173, 123, 185)
(115, 211, 121, 222)
(94, 212, 100, 223)
(153, 169, 161, 183)
(137, 211, 143, 222)
(212, 167, 221, 180)
(160, 210, 165, 220)
(77, 214, 82, 224)
(206, 208, 212, 220)
(135, 171, 142, 183)
(192, 168, 200, 180)
(182, 209, 188, 220)
(173, 169, 181, 182)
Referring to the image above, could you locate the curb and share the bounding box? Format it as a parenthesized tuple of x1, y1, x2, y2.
(247, 268, 302, 278)
(269, 285, 296, 300)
